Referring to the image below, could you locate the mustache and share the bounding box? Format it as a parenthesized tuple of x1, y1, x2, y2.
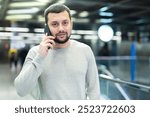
(56, 32, 67, 36)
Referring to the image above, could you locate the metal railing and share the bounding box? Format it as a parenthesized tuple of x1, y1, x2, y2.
(98, 64, 150, 100)
(99, 74, 150, 93)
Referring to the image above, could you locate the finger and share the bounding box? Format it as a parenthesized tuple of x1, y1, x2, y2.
(49, 39, 55, 45)
(45, 43, 53, 49)
(47, 40, 55, 49)
(43, 39, 55, 49)
(44, 39, 55, 45)
(46, 36, 55, 40)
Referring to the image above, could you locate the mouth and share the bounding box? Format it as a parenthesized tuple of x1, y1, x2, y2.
(54, 32, 69, 44)
(56, 33, 67, 39)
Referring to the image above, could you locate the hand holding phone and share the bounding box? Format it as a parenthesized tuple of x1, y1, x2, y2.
(44, 24, 55, 49)
(44, 24, 52, 36)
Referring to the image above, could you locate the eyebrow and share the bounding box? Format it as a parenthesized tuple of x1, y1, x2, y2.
(51, 19, 69, 22)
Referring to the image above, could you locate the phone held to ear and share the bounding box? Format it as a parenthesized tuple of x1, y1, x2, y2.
(44, 24, 52, 36)
(44, 24, 52, 49)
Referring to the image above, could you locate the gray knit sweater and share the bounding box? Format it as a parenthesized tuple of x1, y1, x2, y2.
(14, 40, 100, 100)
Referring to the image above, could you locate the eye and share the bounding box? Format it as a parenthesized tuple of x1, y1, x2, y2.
(51, 22, 59, 27)
(63, 21, 69, 26)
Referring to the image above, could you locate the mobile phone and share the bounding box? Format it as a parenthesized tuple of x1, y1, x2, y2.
(44, 24, 52, 36)
(44, 24, 52, 49)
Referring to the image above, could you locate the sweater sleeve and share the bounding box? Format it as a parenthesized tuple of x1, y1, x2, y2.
(85, 47, 101, 100)
(14, 46, 45, 97)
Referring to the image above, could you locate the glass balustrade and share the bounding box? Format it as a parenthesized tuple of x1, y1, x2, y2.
(96, 56, 150, 100)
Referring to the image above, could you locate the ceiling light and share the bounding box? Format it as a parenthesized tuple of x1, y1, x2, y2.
(57, 0, 66, 4)
(70, 10, 77, 16)
(96, 18, 113, 23)
(7, 7, 40, 14)
(99, 12, 113, 17)
(9, 2, 47, 8)
(34, 28, 44, 33)
(100, 19, 113, 23)
(36, 0, 51, 3)
(38, 15, 45, 22)
(6, 15, 32, 21)
(5, 27, 29, 32)
(84, 35, 98, 40)
(99, 7, 108, 12)
(72, 18, 89, 23)
(0, 32, 12, 37)
(79, 11, 89, 17)
(76, 30, 97, 35)
(98, 25, 114, 42)
(70, 35, 81, 40)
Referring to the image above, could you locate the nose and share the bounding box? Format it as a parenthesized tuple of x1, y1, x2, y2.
(58, 24, 64, 32)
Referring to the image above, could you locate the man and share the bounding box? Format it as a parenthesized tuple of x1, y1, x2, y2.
(14, 3, 100, 100)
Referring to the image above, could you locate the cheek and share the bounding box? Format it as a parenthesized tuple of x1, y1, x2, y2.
(67, 26, 72, 34)
(50, 28, 57, 35)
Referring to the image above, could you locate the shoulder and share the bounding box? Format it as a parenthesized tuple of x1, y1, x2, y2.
(29, 45, 39, 52)
(27, 45, 39, 56)
(71, 40, 94, 57)
(71, 40, 91, 50)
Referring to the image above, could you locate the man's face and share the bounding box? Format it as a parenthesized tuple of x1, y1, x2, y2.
(47, 11, 72, 44)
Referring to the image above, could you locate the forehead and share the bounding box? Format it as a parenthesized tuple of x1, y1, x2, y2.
(47, 11, 70, 22)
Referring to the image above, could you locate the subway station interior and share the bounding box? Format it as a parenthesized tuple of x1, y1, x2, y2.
(0, 0, 150, 100)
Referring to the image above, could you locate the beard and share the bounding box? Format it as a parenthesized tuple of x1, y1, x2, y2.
(54, 32, 70, 44)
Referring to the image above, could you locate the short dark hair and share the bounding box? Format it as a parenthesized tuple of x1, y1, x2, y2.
(44, 3, 71, 24)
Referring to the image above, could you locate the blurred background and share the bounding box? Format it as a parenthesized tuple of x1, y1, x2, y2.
(0, 0, 150, 100)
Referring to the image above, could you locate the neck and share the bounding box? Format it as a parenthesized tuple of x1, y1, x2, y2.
(54, 40, 71, 49)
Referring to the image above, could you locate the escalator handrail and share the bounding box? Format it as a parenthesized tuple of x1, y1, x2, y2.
(99, 74, 150, 92)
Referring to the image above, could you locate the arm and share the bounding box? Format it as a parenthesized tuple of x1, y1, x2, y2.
(14, 35, 55, 97)
(14, 46, 45, 97)
(86, 47, 100, 100)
